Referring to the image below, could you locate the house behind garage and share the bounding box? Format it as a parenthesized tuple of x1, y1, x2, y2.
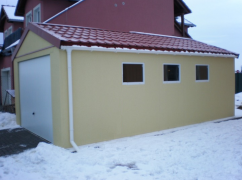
(12, 22, 239, 148)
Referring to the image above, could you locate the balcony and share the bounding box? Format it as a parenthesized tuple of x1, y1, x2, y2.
(1, 28, 22, 56)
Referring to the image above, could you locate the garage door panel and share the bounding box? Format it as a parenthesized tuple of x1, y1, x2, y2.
(19, 55, 53, 142)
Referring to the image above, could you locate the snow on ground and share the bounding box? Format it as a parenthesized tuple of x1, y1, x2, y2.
(0, 112, 18, 130)
(0, 95, 242, 180)
(0, 118, 242, 180)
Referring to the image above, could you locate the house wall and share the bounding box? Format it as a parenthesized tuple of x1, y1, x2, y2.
(0, 19, 23, 104)
(174, 25, 189, 37)
(0, 56, 14, 103)
(23, 0, 74, 28)
(174, 27, 182, 37)
(2, 18, 13, 34)
(0, 56, 14, 88)
(49, 0, 175, 36)
(3, 18, 23, 35)
(14, 31, 235, 148)
(42, 0, 74, 22)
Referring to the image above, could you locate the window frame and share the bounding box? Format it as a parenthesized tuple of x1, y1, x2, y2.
(163, 63, 181, 84)
(33, 4, 41, 22)
(122, 62, 145, 85)
(195, 64, 209, 82)
(26, 10, 32, 27)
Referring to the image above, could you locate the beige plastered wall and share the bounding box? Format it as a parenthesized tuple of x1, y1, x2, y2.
(14, 31, 235, 148)
(71, 50, 235, 146)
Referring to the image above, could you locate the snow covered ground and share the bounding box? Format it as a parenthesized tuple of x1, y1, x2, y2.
(0, 112, 18, 130)
(0, 95, 242, 180)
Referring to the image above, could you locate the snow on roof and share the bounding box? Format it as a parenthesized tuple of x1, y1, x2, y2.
(176, 17, 196, 27)
(3, 6, 24, 22)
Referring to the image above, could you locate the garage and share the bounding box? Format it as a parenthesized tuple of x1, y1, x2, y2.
(19, 55, 53, 142)
(13, 23, 238, 148)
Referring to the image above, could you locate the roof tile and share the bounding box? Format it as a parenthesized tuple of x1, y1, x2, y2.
(32, 23, 239, 57)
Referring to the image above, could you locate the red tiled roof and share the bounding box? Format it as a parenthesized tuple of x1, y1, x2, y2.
(15, 23, 240, 59)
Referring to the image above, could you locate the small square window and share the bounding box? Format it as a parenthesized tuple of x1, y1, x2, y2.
(33, 4, 41, 22)
(123, 63, 144, 85)
(163, 64, 180, 83)
(196, 65, 209, 81)
(26, 11, 32, 27)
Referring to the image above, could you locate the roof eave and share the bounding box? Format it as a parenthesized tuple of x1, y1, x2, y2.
(60, 41, 239, 59)
(15, 0, 26, 16)
(8, 19, 24, 23)
(174, 0, 192, 16)
(60, 45, 239, 59)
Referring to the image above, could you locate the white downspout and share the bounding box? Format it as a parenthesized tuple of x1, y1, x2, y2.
(62, 46, 79, 152)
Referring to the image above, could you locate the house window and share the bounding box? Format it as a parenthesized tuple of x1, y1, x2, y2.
(26, 10, 32, 27)
(33, 4, 41, 22)
(122, 63, 145, 85)
(8, 26, 12, 36)
(163, 64, 180, 83)
(4, 30, 8, 39)
(196, 65, 209, 81)
(3, 26, 12, 39)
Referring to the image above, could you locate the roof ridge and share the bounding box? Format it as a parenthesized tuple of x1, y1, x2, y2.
(130, 31, 193, 40)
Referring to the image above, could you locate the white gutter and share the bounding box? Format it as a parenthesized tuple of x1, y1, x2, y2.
(62, 45, 238, 59)
(43, 0, 84, 23)
(61, 46, 79, 152)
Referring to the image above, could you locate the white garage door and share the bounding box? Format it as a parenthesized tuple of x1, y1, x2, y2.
(19, 55, 53, 142)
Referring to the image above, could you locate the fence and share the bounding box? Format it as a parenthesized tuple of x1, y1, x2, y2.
(235, 73, 242, 93)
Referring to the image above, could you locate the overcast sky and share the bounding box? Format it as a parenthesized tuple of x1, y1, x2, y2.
(0, 0, 241, 70)
(184, 0, 242, 71)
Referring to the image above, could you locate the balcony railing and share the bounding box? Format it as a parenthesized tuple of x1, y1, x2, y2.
(3, 28, 22, 50)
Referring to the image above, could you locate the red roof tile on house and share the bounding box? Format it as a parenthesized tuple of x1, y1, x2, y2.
(13, 23, 239, 59)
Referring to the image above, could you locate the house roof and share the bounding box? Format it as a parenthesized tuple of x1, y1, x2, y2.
(3, 6, 24, 22)
(14, 0, 26, 16)
(0, 5, 24, 32)
(12, 22, 239, 59)
(174, 0, 191, 16)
